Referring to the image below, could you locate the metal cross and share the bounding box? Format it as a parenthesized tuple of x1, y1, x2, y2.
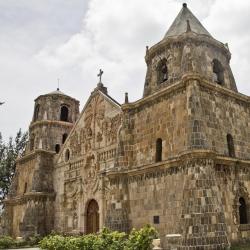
(97, 69, 104, 83)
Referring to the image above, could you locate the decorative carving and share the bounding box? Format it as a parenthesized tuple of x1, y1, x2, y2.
(103, 114, 121, 143)
(83, 161, 100, 194)
(64, 178, 83, 200)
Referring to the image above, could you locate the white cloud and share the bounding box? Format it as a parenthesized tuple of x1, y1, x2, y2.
(1, 0, 250, 140)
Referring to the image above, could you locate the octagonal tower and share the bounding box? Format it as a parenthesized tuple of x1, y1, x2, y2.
(143, 3, 237, 97)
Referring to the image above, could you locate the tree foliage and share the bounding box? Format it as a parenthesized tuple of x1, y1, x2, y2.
(0, 129, 28, 205)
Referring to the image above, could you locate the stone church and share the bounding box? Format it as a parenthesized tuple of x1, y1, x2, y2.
(2, 3, 250, 249)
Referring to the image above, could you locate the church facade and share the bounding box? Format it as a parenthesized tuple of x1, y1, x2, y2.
(2, 3, 250, 249)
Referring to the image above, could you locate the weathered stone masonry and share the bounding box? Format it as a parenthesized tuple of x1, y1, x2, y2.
(3, 3, 250, 249)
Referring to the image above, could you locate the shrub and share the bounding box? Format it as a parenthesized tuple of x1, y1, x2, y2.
(39, 225, 157, 250)
(39, 235, 67, 250)
(98, 228, 127, 250)
(0, 235, 15, 249)
(125, 225, 158, 250)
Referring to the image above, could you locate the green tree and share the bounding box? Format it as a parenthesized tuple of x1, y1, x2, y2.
(0, 130, 28, 205)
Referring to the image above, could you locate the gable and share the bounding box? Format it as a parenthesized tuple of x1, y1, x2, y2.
(56, 90, 121, 164)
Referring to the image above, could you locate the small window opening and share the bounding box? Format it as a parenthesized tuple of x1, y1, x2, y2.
(60, 106, 69, 122)
(62, 133, 68, 144)
(30, 136, 35, 151)
(155, 138, 162, 162)
(157, 59, 168, 84)
(65, 149, 70, 162)
(34, 104, 40, 121)
(24, 182, 27, 193)
(239, 197, 248, 224)
(153, 216, 160, 224)
(227, 134, 235, 157)
(55, 144, 60, 154)
(212, 59, 224, 85)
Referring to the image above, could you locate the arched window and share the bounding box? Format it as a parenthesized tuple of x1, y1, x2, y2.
(55, 144, 60, 154)
(65, 149, 70, 162)
(212, 59, 224, 85)
(239, 197, 248, 224)
(227, 134, 235, 157)
(155, 138, 163, 162)
(34, 104, 40, 121)
(62, 133, 68, 144)
(24, 182, 27, 193)
(157, 59, 168, 84)
(60, 106, 69, 122)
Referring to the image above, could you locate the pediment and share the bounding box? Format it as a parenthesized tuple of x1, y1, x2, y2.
(56, 90, 122, 164)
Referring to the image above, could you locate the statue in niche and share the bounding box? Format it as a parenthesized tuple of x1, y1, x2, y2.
(97, 132, 103, 142)
(73, 212, 78, 229)
(72, 199, 77, 211)
(86, 127, 92, 138)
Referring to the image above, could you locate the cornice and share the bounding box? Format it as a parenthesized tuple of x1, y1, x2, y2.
(122, 80, 186, 111)
(4, 192, 55, 206)
(106, 150, 250, 179)
(122, 74, 250, 112)
(29, 120, 74, 130)
(17, 149, 55, 164)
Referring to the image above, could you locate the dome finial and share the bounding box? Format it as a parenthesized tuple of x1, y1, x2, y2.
(125, 92, 129, 104)
(57, 78, 60, 91)
(183, 3, 187, 8)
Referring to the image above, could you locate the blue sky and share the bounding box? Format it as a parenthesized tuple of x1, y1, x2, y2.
(0, 0, 250, 140)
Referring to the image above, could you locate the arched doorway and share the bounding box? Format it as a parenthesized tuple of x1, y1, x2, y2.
(86, 199, 99, 234)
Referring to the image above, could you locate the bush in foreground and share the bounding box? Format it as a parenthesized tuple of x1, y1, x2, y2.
(0, 234, 42, 249)
(0, 236, 14, 249)
(39, 225, 157, 250)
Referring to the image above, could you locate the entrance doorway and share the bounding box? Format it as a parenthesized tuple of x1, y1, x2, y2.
(86, 199, 99, 234)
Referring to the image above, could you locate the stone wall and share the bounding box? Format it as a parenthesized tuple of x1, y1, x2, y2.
(191, 81, 250, 159)
(106, 152, 235, 249)
(214, 161, 250, 242)
(121, 83, 188, 169)
(3, 150, 55, 238)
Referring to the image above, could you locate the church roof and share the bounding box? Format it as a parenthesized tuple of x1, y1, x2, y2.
(36, 88, 79, 102)
(48, 89, 67, 95)
(164, 3, 211, 39)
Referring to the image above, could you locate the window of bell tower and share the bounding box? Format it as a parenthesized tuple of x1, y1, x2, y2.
(157, 59, 168, 84)
(155, 138, 163, 162)
(60, 105, 69, 122)
(212, 59, 224, 85)
(33, 104, 40, 121)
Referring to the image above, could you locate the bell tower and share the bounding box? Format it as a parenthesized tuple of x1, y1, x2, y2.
(143, 3, 237, 97)
(3, 89, 79, 238)
(28, 89, 79, 154)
